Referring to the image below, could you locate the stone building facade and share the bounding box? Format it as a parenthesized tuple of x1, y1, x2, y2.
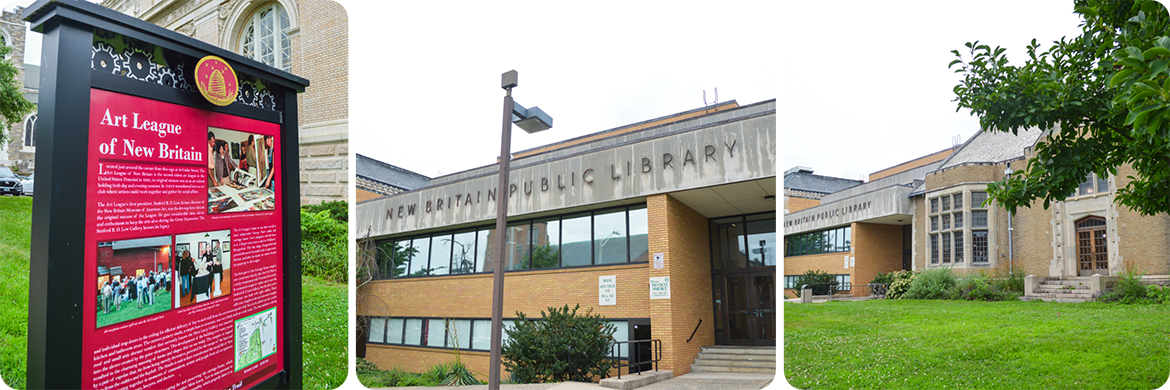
(784, 127, 1170, 299)
(101, 0, 348, 205)
(1, 6, 38, 174)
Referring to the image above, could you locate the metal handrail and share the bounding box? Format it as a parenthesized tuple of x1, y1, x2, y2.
(800, 282, 888, 300)
(611, 339, 661, 379)
(686, 319, 702, 343)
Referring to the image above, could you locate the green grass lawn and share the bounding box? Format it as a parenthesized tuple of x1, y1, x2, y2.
(95, 290, 173, 328)
(0, 197, 347, 390)
(0, 197, 32, 390)
(784, 299, 1170, 389)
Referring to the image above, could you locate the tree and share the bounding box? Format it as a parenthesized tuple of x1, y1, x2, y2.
(950, 0, 1170, 216)
(0, 44, 36, 145)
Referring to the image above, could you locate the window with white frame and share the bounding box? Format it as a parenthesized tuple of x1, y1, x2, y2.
(239, 3, 292, 72)
(1077, 172, 1111, 197)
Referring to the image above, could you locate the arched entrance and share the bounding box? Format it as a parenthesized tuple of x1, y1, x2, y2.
(1075, 216, 1108, 276)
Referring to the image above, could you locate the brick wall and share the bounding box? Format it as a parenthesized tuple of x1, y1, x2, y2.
(647, 194, 714, 376)
(781, 251, 848, 298)
(784, 196, 819, 214)
(1115, 165, 1170, 275)
(851, 222, 903, 286)
(357, 263, 650, 378)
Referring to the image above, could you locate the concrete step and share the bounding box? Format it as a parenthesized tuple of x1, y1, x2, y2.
(698, 346, 775, 356)
(693, 358, 776, 367)
(1019, 296, 1091, 303)
(1034, 287, 1090, 294)
(694, 353, 775, 362)
(1038, 279, 1091, 286)
(1037, 283, 1090, 289)
(1028, 292, 1094, 299)
(690, 364, 776, 374)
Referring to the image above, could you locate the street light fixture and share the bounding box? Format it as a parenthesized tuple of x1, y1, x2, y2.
(489, 69, 553, 390)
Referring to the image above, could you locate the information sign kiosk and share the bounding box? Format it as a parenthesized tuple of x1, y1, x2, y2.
(23, 0, 308, 388)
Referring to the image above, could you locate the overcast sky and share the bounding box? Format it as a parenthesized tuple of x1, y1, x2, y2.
(781, 1, 1085, 181)
(349, 0, 1094, 181)
(0, 0, 1126, 183)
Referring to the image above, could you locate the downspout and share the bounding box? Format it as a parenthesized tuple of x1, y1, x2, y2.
(1005, 167, 1014, 276)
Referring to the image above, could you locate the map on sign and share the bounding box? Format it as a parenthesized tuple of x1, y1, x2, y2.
(234, 307, 277, 371)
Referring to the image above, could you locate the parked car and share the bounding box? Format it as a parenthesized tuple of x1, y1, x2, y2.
(21, 172, 34, 195)
(0, 167, 22, 196)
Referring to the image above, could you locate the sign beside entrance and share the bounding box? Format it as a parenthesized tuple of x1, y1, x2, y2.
(649, 276, 671, 299)
(599, 275, 616, 306)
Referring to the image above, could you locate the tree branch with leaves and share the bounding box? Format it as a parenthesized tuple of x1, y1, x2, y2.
(950, 0, 1170, 215)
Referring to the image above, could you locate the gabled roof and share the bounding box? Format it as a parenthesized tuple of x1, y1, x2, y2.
(937, 127, 1045, 170)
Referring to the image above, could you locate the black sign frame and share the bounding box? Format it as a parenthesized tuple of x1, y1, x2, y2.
(22, 0, 308, 388)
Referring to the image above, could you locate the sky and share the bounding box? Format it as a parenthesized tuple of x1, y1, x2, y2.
(0, 0, 1128, 182)
(348, 0, 1094, 181)
(348, 1, 780, 177)
(781, 1, 1086, 181)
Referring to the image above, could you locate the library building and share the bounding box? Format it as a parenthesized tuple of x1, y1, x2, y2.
(355, 100, 777, 378)
(783, 127, 1170, 300)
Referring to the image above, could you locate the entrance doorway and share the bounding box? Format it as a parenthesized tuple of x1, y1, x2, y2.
(716, 270, 775, 345)
(1076, 216, 1108, 276)
(710, 213, 775, 346)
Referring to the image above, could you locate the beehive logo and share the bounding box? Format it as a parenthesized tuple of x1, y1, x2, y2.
(195, 56, 238, 106)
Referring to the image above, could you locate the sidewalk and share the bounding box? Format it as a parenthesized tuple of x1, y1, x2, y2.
(381, 372, 775, 390)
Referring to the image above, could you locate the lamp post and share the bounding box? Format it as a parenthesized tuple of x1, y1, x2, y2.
(490, 70, 552, 389)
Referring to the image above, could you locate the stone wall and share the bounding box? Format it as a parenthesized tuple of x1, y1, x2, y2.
(103, 0, 349, 205)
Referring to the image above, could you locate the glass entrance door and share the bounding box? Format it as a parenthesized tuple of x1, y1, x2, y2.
(722, 271, 775, 345)
(710, 212, 776, 346)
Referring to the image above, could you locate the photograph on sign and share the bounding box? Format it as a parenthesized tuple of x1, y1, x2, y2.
(81, 89, 285, 389)
(95, 235, 174, 329)
(174, 229, 232, 307)
(207, 127, 276, 213)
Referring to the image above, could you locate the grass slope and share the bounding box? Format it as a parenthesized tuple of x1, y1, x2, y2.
(784, 300, 1170, 389)
(0, 198, 346, 390)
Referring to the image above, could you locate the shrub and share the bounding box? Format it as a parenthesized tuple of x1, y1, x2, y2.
(1146, 285, 1170, 304)
(870, 271, 894, 286)
(793, 269, 839, 297)
(1100, 270, 1150, 303)
(301, 207, 347, 283)
(502, 304, 616, 383)
(303, 200, 348, 222)
(949, 274, 1020, 301)
(989, 262, 1025, 294)
(905, 268, 956, 300)
(886, 270, 917, 299)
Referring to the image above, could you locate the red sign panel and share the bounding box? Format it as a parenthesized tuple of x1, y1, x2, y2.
(82, 88, 284, 389)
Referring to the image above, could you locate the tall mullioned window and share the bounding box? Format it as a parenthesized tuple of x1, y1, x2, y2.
(373, 204, 649, 279)
(239, 3, 292, 72)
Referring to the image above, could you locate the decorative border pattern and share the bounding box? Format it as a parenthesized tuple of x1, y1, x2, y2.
(90, 29, 280, 112)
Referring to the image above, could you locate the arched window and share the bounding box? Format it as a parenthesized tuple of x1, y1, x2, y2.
(238, 4, 291, 72)
(23, 114, 36, 148)
(1075, 216, 1107, 275)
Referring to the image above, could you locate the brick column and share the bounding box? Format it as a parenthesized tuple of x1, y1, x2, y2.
(647, 194, 714, 375)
